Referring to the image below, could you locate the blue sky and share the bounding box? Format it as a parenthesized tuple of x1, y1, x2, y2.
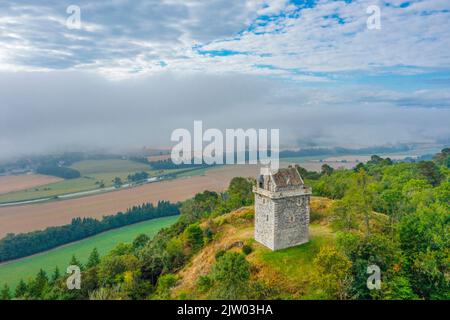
(0, 0, 449, 157)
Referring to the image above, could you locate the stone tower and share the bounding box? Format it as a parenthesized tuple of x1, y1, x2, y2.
(253, 166, 312, 251)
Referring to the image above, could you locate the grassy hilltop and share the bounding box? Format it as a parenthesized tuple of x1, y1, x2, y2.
(172, 198, 336, 299)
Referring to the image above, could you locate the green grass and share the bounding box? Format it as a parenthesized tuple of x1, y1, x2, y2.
(256, 224, 334, 284)
(71, 159, 150, 175)
(0, 215, 179, 290)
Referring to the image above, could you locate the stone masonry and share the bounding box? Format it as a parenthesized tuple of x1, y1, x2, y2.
(253, 165, 312, 251)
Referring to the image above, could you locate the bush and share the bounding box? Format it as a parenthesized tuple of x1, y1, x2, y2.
(197, 275, 212, 293)
(242, 244, 253, 255)
(183, 224, 204, 252)
(211, 252, 251, 299)
(215, 250, 226, 260)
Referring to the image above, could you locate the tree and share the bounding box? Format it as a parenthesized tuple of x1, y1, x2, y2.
(312, 246, 353, 300)
(51, 266, 61, 283)
(86, 248, 101, 269)
(15, 279, 28, 298)
(1, 284, 12, 300)
(152, 274, 177, 300)
(418, 161, 443, 187)
(321, 164, 334, 176)
(227, 177, 254, 208)
(354, 170, 373, 236)
(399, 205, 449, 299)
(69, 255, 82, 270)
(183, 224, 204, 252)
(132, 234, 150, 250)
(339, 233, 403, 299)
(113, 177, 123, 188)
(29, 269, 49, 298)
(211, 252, 250, 299)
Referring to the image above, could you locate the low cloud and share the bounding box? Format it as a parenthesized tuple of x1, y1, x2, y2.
(0, 70, 448, 159)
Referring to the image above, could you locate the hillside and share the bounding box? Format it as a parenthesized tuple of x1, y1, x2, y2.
(0, 215, 179, 291)
(172, 197, 336, 299)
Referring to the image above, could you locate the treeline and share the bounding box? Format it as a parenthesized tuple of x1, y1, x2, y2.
(36, 165, 81, 179)
(279, 144, 412, 158)
(127, 171, 149, 182)
(150, 160, 208, 170)
(0, 201, 179, 263)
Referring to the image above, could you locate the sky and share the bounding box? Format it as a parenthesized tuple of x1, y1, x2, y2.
(0, 0, 449, 159)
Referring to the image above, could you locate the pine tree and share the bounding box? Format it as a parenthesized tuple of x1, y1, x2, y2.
(15, 279, 27, 298)
(69, 255, 83, 270)
(86, 248, 100, 268)
(51, 266, 61, 283)
(1, 284, 12, 300)
(29, 269, 49, 298)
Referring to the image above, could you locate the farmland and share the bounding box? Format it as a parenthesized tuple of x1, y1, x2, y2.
(0, 174, 62, 195)
(0, 159, 179, 204)
(0, 173, 228, 238)
(0, 215, 179, 290)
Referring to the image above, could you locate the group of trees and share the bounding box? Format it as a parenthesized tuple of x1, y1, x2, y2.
(127, 171, 149, 183)
(36, 165, 81, 179)
(148, 159, 208, 170)
(279, 145, 411, 159)
(0, 201, 180, 262)
(306, 149, 449, 300)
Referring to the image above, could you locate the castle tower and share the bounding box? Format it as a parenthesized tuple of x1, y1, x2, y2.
(253, 166, 312, 251)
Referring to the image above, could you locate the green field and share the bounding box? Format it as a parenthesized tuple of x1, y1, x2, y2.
(71, 159, 150, 174)
(0, 215, 179, 290)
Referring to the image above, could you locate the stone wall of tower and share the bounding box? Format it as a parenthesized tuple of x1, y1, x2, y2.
(273, 194, 310, 250)
(254, 193, 275, 250)
(254, 192, 310, 251)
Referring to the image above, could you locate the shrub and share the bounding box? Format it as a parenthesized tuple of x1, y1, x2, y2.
(197, 275, 212, 293)
(215, 250, 226, 260)
(242, 244, 253, 255)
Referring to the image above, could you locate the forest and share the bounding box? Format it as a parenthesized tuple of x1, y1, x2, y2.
(0, 148, 448, 300)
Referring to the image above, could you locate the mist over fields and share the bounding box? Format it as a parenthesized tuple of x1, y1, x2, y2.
(1, 71, 449, 160)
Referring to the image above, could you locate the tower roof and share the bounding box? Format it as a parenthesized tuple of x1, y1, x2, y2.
(271, 166, 304, 188)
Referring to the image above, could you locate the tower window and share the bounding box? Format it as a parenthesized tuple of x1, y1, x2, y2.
(266, 215, 269, 222)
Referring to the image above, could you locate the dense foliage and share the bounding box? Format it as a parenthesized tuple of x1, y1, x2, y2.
(0, 201, 179, 262)
(36, 165, 81, 179)
(127, 171, 149, 182)
(307, 150, 449, 300)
